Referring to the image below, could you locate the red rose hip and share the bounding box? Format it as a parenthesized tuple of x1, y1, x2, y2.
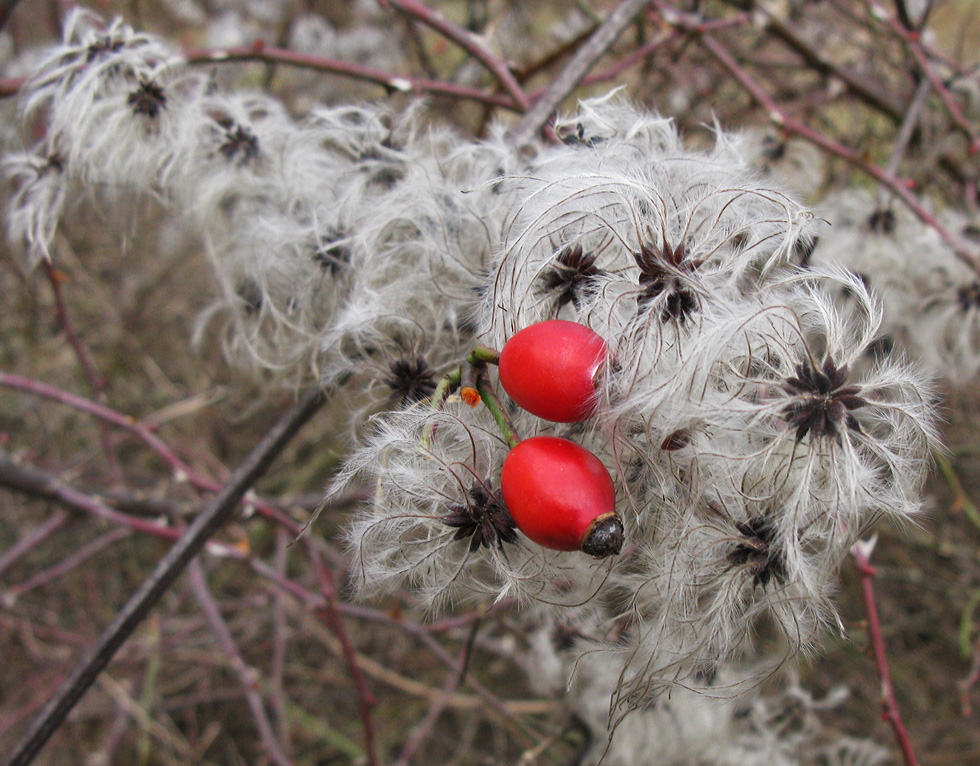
(498, 320, 608, 423)
(501, 436, 623, 558)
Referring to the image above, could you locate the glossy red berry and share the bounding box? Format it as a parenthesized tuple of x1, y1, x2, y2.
(498, 320, 608, 423)
(501, 436, 622, 558)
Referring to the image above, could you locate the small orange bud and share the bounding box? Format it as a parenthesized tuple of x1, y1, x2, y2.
(460, 386, 480, 407)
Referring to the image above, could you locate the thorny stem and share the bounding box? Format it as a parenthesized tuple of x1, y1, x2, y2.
(4, 386, 324, 766)
(851, 543, 920, 766)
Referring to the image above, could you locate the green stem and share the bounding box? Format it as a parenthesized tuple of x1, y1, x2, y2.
(960, 586, 980, 658)
(468, 346, 501, 366)
(935, 451, 980, 535)
(431, 368, 462, 407)
(420, 367, 462, 449)
(475, 370, 520, 449)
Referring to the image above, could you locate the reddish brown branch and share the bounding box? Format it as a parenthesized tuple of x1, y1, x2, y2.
(305, 538, 378, 766)
(0, 510, 69, 579)
(757, 8, 905, 120)
(0, 0, 22, 32)
(184, 42, 518, 111)
(41, 263, 123, 482)
(888, 16, 980, 154)
(0, 76, 25, 98)
(659, 13, 980, 273)
(381, 0, 531, 112)
(0, 445, 530, 753)
(269, 528, 292, 753)
(960, 629, 980, 717)
(0, 372, 303, 534)
(4, 526, 131, 603)
(851, 543, 919, 766)
(393, 617, 482, 766)
(0, 449, 235, 552)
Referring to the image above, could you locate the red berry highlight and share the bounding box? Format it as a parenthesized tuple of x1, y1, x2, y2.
(501, 436, 622, 558)
(498, 320, 608, 423)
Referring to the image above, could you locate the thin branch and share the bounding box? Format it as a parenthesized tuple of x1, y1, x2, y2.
(851, 542, 919, 766)
(4, 527, 131, 603)
(0, 373, 303, 534)
(42, 262, 123, 482)
(660, 12, 980, 273)
(330, 601, 539, 742)
(506, 0, 654, 147)
(4, 386, 324, 766)
(305, 537, 378, 766)
(960, 624, 980, 717)
(874, 76, 932, 210)
(269, 528, 292, 754)
(291, 601, 554, 718)
(393, 617, 483, 766)
(184, 42, 518, 111)
(0, 449, 234, 549)
(382, 0, 531, 112)
(0, 510, 69, 579)
(761, 9, 904, 119)
(0, 76, 24, 98)
(889, 17, 980, 154)
(187, 560, 293, 766)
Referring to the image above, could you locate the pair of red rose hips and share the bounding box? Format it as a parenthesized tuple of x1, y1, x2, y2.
(495, 320, 623, 558)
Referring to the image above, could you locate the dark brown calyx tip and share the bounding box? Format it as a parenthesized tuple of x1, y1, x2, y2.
(580, 513, 624, 558)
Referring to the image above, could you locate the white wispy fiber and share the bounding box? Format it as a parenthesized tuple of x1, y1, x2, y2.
(333, 403, 616, 612)
(813, 189, 980, 387)
(524, 621, 889, 766)
(469, 100, 937, 700)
